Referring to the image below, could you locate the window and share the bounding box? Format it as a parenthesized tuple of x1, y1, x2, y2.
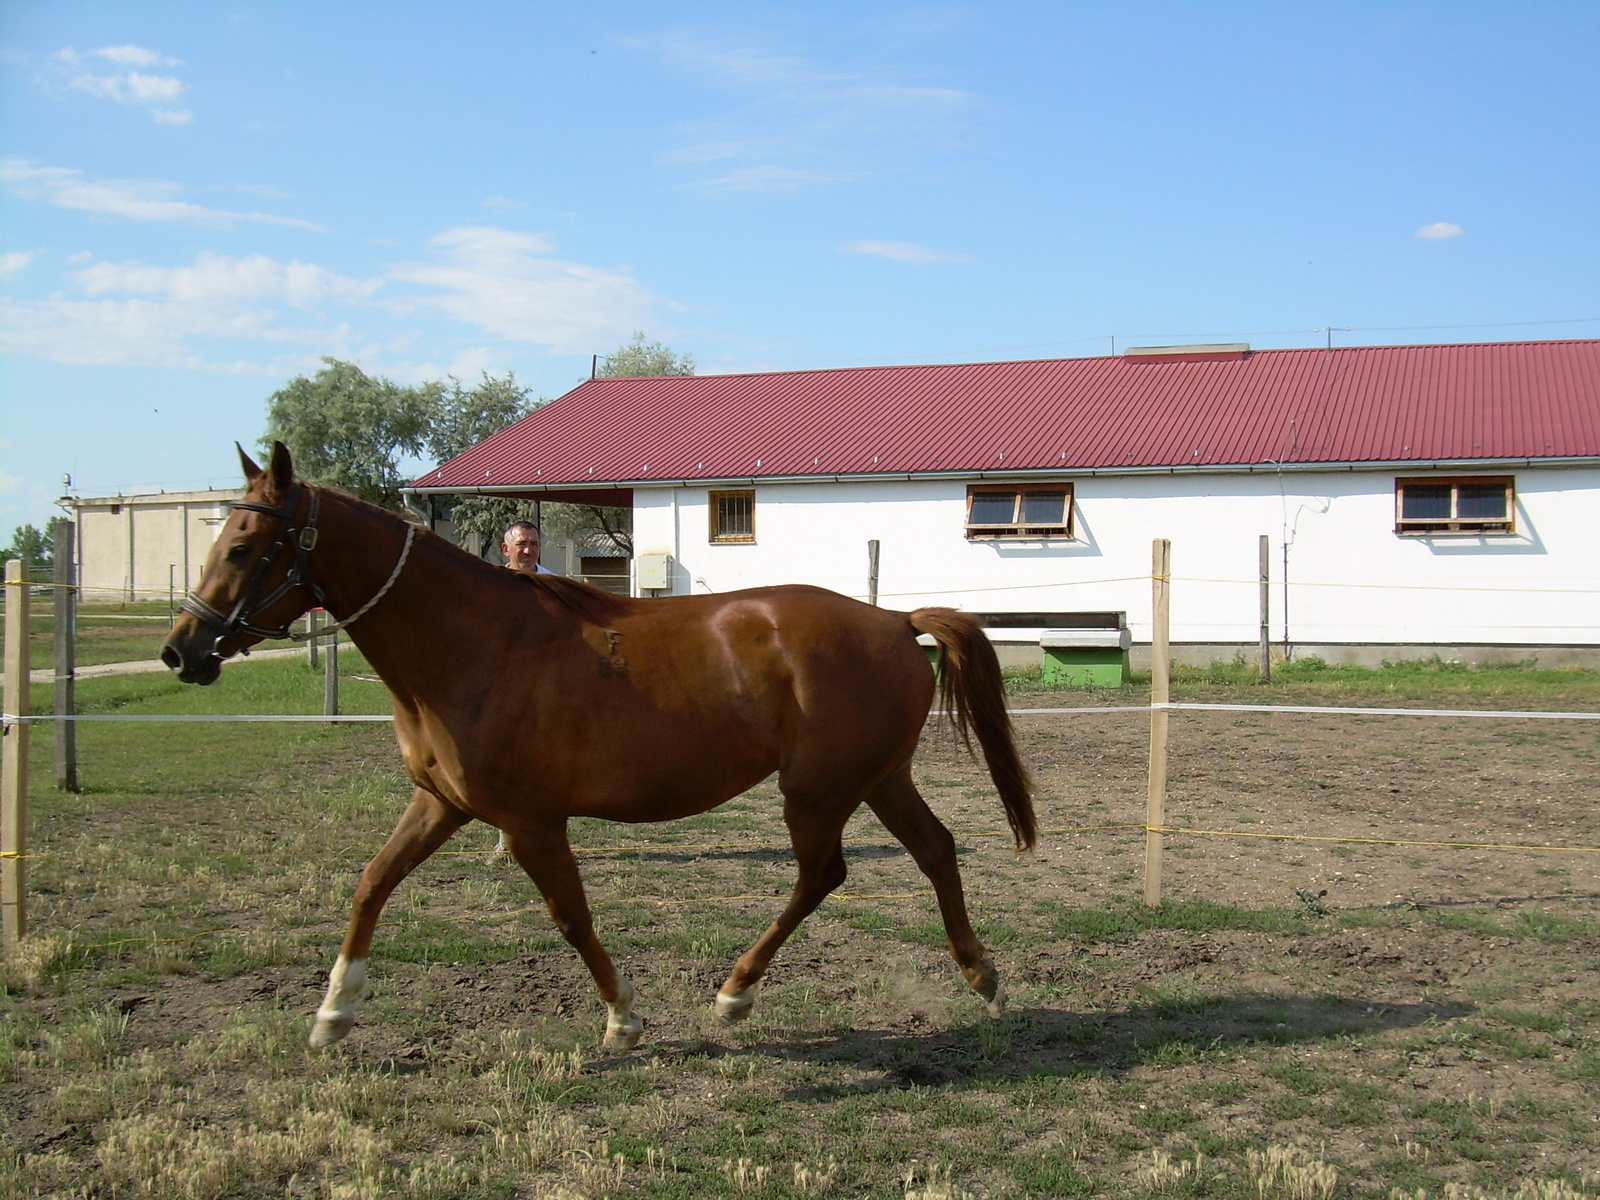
(1395, 476, 1514, 535)
(709, 489, 755, 543)
(965, 484, 1074, 539)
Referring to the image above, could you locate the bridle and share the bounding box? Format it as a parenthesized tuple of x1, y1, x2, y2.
(180, 481, 415, 656)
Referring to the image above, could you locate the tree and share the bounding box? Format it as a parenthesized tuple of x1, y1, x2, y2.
(596, 331, 695, 378)
(543, 333, 698, 558)
(425, 371, 538, 465)
(424, 372, 544, 549)
(263, 358, 440, 510)
(4, 522, 56, 571)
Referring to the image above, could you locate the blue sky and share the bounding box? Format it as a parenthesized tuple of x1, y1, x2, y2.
(3, 2, 1598, 533)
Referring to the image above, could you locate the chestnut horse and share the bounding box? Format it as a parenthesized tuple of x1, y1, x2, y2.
(162, 444, 1034, 1050)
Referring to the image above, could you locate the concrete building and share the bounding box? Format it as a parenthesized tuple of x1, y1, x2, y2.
(60, 488, 235, 602)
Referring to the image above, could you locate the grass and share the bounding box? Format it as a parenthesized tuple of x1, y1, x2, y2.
(5, 597, 333, 671)
(10, 597, 180, 670)
(2, 656, 1599, 1197)
(1003, 655, 1600, 709)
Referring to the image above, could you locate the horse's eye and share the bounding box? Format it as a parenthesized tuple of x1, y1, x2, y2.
(226, 544, 252, 563)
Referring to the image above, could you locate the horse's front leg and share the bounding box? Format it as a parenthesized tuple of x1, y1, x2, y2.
(310, 787, 469, 1048)
(504, 824, 642, 1051)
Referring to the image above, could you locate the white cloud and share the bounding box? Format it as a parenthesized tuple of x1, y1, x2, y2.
(0, 294, 337, 371)
(0, 251, 37, 277)
(72, 69, 185, 103)
(0, 159, 324, 229)
(844, 239, 974, 263)
(386, 227, 667, 354)
(636, 32, 978, 192)
(0, 250, 375, 371)
(92, 45, 180, 68)
(45, 44, 189, 123)
(0, 231, 675, 371)
(74, 251, 380, 307)
(1416, 221, 1464, 240)
(694, 166, 854, 193)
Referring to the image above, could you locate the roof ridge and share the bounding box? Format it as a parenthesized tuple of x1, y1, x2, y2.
(583, 338, 1600, 382)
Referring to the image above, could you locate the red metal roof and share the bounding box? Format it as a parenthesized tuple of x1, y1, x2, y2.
(412, 340, 1600, 491)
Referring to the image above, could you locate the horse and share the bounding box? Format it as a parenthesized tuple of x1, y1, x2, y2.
(161, 443, 1035, 1051)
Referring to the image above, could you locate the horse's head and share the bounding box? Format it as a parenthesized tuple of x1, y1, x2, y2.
(161, 441, 320, 685)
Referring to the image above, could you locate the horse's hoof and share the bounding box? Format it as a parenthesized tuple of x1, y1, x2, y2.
(985, 986, 1007, 1020)
(715, 988, 756, 1024)
(309, 1012, 355, 1048)
(602, 1019, 643, 1052)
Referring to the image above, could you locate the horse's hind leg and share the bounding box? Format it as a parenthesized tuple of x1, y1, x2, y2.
(311, 787, 469, 1048)
(866, 770, 1006, 1017)
(503, 824, 642, 1051)
(715, 799, 853, 1024)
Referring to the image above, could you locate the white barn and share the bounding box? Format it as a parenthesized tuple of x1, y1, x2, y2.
(406, 340, 1600, 667)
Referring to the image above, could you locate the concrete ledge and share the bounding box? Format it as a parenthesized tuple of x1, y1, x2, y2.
(1040, 628, 1132, 650)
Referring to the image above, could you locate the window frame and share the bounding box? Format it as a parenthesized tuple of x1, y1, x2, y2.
(1394, 475, 1516, 536)
(964, 483, 1075, 540)
(708, 488, 756, 544)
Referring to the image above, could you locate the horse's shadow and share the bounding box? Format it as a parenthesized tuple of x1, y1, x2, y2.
(624, 993, 1469, 1097)
(587, 843, 911, 864)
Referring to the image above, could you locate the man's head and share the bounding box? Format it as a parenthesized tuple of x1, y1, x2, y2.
(502, 521, 542, 573)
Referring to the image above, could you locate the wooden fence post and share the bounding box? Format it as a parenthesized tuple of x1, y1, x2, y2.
(1258, 534, 1271, 683)
(54, 522, 78, 793)
(867, 539, 880, 606)
(1144, 539, 1171, 907)
(324, 631, 339, 721)
(3, 559, 30, 952)
(307, 608, 319, 668)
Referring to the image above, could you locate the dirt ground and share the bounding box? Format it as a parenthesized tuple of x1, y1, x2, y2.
(5, 689, 1599, 1196)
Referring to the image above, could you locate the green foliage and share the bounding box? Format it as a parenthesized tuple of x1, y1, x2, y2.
(263, 357, 439, 510)
(541, 500, 633, 557)
(425, 371, 538, 465)
(533, 332, 697, 555)
(596, 330, 695, 378)
(5, 519, 65, 571)
(423, 372, 543, 546)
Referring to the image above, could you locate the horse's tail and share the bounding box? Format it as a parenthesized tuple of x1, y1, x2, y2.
(909, 608, 1036, 851)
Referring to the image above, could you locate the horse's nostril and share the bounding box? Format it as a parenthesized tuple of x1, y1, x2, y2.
(160, 645, 182, 671)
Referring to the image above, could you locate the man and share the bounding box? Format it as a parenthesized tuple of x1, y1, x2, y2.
(501, 520, 554, 575)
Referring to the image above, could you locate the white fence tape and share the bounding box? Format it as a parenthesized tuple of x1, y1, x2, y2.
(5, 703, 1597, 725)
(1010, 703, 1600, 721)
(3, 713, 392, 724)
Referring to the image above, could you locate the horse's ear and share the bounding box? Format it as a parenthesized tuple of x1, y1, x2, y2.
(238, 443, 263, 484)
(268, 441, 294, 497)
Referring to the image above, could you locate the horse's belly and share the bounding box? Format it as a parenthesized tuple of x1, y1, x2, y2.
(566, 766, 770, 824)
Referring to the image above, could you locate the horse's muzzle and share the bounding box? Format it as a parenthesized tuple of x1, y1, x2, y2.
(161, 632, 225, 686)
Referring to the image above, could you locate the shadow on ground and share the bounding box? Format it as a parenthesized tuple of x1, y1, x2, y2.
(624, 993, 1470, 1097)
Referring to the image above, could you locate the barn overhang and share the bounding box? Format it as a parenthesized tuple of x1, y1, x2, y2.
(402, 484, 634, 507)
(402, 454, 1600, 504)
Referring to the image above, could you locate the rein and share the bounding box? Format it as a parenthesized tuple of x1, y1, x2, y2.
(180, 482, 415, 654)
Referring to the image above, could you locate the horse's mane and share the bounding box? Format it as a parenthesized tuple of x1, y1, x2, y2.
(304, 481, 634, 627)
(521, 571, 633, 625)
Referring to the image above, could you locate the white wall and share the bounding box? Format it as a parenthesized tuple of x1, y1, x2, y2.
(74, 491, 232, 601)
(632, 466, 1599, 647)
